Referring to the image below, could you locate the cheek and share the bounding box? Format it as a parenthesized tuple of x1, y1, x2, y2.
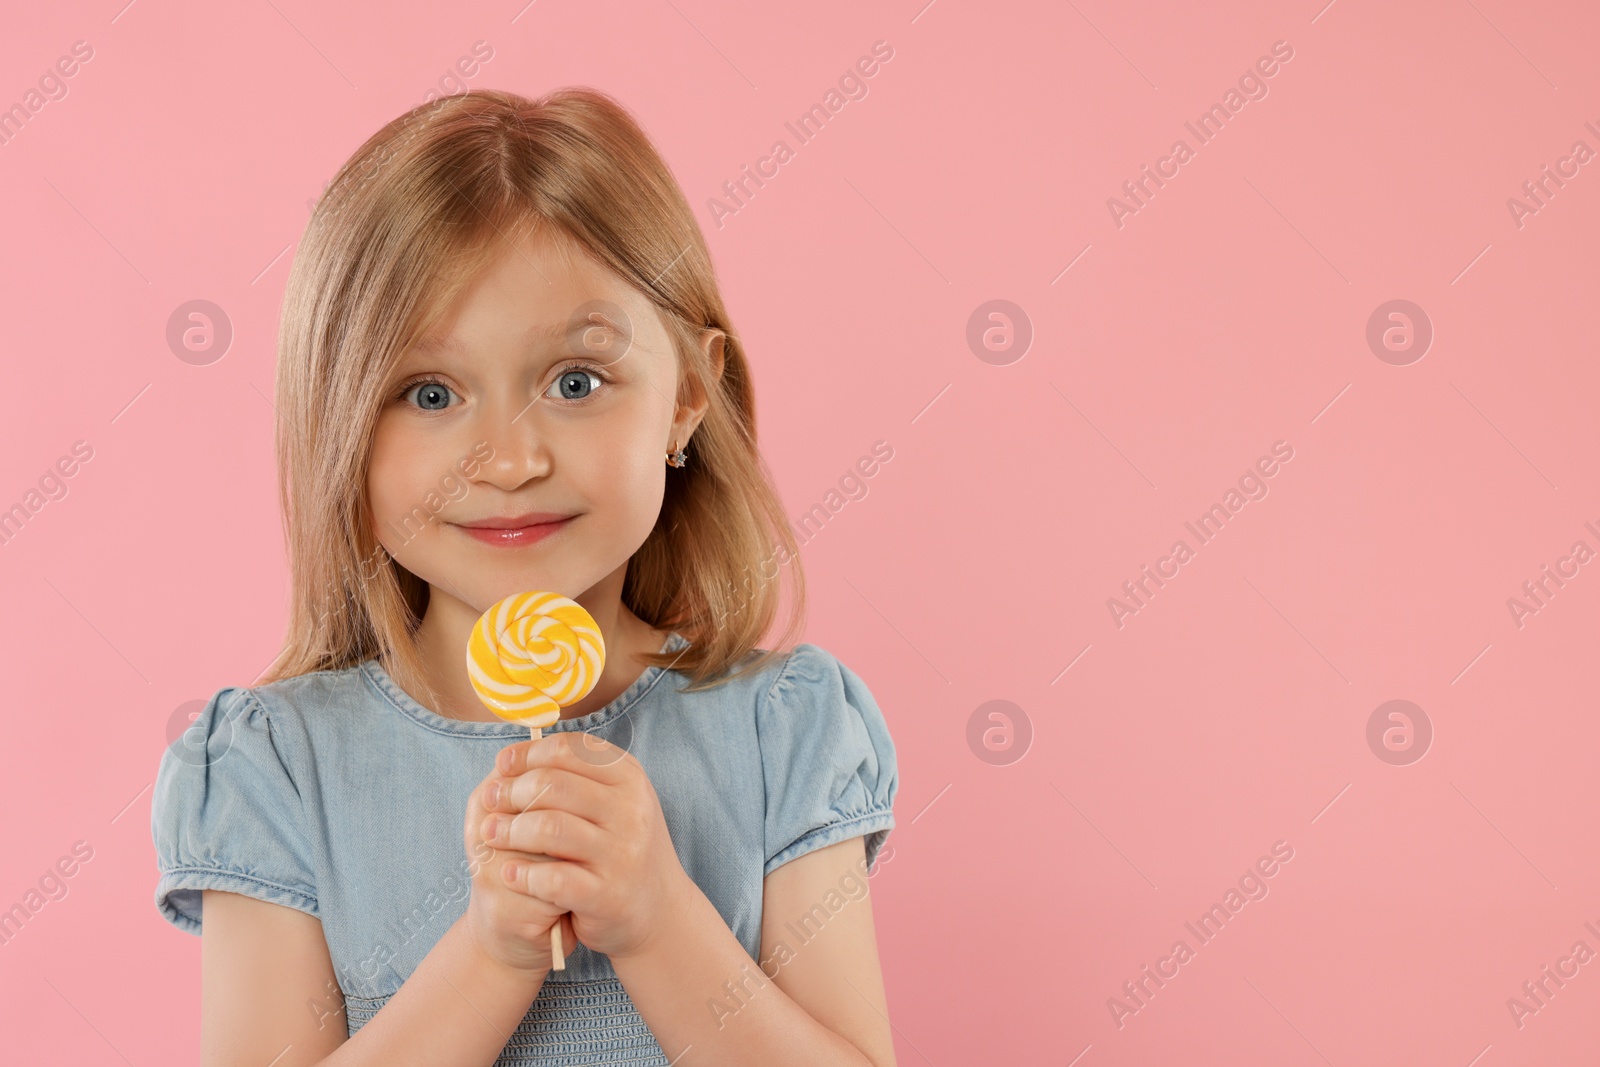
(367, 421, 429, 539)
(582, 414, 667, 531)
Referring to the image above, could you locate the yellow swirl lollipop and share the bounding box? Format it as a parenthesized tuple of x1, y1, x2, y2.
(466, 590, 606, 970)
(467, 591, 606, 728)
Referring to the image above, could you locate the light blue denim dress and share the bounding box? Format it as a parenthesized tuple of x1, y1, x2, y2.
(151, 633, 896, 1065)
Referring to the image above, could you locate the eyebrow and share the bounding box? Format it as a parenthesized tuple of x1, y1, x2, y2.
(411, 310, 631, 358)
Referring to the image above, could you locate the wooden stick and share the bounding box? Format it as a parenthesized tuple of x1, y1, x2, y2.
(530, 724, 566, 971)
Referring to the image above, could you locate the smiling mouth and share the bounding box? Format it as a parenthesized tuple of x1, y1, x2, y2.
(449, 516, 575, 547)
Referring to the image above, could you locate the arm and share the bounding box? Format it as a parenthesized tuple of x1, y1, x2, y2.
(200, 890, 547, 1067)
(610, 836, 896, 1067)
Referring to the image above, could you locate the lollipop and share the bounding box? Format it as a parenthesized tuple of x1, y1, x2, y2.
(467, 591, 606, 970)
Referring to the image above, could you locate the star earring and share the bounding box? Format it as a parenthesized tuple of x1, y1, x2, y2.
(666, 441, 689, 468)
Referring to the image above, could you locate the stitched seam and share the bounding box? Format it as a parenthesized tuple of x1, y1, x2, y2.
(765, 810, 894, 874)
(236, 687, 312, 812)
(761, 642, 806, 706)
(159, 866, 320, 909)
(360, 658, 676, 738)
(359, 663, 520, 738)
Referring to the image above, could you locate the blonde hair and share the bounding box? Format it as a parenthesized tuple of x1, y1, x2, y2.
(257, 87, 805, 703)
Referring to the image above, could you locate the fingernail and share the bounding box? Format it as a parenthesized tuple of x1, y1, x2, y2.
(482, 814, 503, 841)
(498, 748, 514, 773)
(504, 861, 521, 881)
(485, 780, 500, 807)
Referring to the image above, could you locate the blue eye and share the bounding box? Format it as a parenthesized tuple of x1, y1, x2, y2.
(546, 367, 606, 402)
(401, 379, 457, 411)
(395, 365, 608, 413)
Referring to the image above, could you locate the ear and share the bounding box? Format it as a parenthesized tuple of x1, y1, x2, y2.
(671, 328, 726, 446)
(700, 326, 727, 381)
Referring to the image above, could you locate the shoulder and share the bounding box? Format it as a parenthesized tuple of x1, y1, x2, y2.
(755, 643, 890, 739)
(680, 641, 888, 735)
(154, 664, 373, 829)
(156, 682, 304, 818)
(184, 670, 348, 758)
(248, 662, 375, 726)
(761, 642, 864, 694)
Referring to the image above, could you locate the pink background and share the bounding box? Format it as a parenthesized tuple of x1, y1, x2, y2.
(2, 0, 1598, 1063)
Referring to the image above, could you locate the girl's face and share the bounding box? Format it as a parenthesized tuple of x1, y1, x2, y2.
(366, 226, 698, 615)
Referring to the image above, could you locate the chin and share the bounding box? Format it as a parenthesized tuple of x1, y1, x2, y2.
(447, 570, 595, 607)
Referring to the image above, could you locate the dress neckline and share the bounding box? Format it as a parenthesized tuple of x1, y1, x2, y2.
(360, 631, 691, 737)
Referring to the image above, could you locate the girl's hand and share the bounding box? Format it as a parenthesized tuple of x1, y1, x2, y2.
(462, 768, 577, 973)
(481, 732, 695, 961)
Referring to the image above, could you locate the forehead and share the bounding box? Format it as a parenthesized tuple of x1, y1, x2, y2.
(404, 227, 654, 363)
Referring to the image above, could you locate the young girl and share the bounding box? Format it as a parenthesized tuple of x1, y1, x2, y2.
(151, 87, 898, 1066)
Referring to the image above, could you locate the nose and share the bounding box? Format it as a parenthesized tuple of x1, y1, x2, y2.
(473, 394, 553, 492)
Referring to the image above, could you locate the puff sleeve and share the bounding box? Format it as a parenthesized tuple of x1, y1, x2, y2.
(756, 644, 898, 878)
(151, 686, 319, 934)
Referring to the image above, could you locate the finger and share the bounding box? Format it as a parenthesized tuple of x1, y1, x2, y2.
(494, 739, 535, 776)
(483, 845, 559, 893)
(507, 730, 634, 784)
(482, 807, 606, 864)
(558, 912, 577, 953)
(504, 855, 600, 911)
(488, 767, 610, 824)
(463, 774, 497, 839)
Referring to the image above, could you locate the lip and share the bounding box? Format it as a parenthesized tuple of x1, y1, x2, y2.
(449, 515, 575, 547)
(458, 512, 575, 529)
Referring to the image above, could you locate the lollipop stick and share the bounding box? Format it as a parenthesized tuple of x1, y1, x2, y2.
(530, 724, 568, 972)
